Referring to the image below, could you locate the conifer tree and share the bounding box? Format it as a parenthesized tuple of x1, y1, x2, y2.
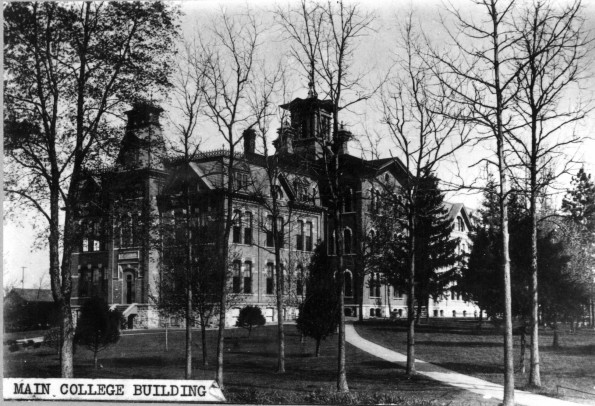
(296, 243, 339, 358)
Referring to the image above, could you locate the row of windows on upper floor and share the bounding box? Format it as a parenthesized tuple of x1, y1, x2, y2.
(232, 211, 316, 251)
(231, 261, 306, 296)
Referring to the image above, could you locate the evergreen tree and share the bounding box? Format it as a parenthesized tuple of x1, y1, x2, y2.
(75, 297, 123, 369)
(236, 306, 266, 337)
(296, 243, 339, 357)
(414, 174, 461, 320)
(370, 173, 460, 322)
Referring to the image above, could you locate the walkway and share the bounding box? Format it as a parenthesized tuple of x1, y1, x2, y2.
(345, 324, 581, 406)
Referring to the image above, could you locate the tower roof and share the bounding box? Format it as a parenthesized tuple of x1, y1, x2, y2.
(280, 97, 335, 113)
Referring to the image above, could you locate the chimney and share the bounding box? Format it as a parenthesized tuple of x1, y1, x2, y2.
(243, 128, 256, 154)
(337, 123, 352, 155)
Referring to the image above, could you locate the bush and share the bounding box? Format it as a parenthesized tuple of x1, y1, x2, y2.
(43, 327, 62, 354)
(236, 306, 266, 337)
(9, 343, 20, 352)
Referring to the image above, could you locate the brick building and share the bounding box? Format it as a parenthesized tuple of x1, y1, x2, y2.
(71, 91, 479, 328)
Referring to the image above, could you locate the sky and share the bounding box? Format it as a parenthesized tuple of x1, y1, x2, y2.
(3, 0, 595, 290)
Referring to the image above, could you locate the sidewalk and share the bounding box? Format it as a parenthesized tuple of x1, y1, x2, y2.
(345, 324, 581, 406)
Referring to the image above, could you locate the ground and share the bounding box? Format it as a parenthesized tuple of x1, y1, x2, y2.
(355, 319, 595, 405)
(4, 324, 497, 405)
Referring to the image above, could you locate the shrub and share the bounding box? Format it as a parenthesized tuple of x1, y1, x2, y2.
(43, 327, 62, 354)
(236, 306, 266, 337)
(9, 343, 20, 352)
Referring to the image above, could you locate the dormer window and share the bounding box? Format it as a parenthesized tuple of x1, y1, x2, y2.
(457, 216, 465, 232)
(235, 172, 249, 191)
(273, 185, 284, 200)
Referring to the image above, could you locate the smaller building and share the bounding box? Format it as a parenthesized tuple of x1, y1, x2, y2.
(4, 288, 59, 331)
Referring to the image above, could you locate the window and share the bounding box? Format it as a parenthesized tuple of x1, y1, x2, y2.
(398, 309, 403, 317)
(375, 308, 381, 317)
(451, 287, 456, 300)
(294, 179, 309, 201)
(296, 265, 304, 296)
(232, 210, 242, 243)
(344, 228, 353, 254)
(457, 216, 465, 232)
(296, 220, 304, 251)
(232, 261, 242, 293)
(345, 271, 353, 297)
(434, 310, 438, 317)
(305, 221, 313, 251)
(369, 309, 375, 317)
(329, 230, 335, 255)
(235, 172, 249, 191)
(276, 217, 285, 248)
(266, 216, 274, 247)
(453, 310, 457, 317)
(266, 263, 274, 294)
(244, 212, 253, 245)
(243, 261, 252, 294)
(463, 310, 467, 317)
(121, 213, 133, 247)
(125, 272, 135, 304)
(369, 189, 377, 212)
(369, 273, 381, 298)
(440, 310, 444, 317)
(344, 188, 353, 212)
(393, 286, 403, 298)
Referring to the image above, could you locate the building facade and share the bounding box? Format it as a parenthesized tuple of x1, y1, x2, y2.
(71, 92, 479, 329)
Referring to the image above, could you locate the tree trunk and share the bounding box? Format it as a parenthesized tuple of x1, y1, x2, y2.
(274, 230, 285, 373)
(552, 324, 560, 348)
(200, 312, 208, 367)
(334, 210, 349, 392)
(529, 161, 541, 387)
(185, 286, 192, 379)
(94, 349, 98, 370)
(520, 327, 526, 374)
(315, 338, 321, 357)
(406, 206, 416, 376)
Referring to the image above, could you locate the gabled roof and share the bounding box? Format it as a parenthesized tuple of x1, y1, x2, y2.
(7, 288, 53, 302)
(444, 202, 473, 229)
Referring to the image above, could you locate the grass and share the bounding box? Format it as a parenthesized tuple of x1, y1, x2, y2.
(3, 324, 498, 405)
(355, 319, 595, 405)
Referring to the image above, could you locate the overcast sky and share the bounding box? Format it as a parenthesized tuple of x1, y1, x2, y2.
(4, 0, 595, 290)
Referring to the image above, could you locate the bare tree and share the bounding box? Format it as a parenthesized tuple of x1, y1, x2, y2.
(3, 2, 179, 377)
(276, 0, 375, 392)
(375, 13, 472, 376)
(507, 0, 592, 387)
(433, 1, 523, 403)
(191, 6, 268, 389)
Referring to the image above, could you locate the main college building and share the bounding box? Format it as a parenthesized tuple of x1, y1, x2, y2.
(70, 90, 479, 329)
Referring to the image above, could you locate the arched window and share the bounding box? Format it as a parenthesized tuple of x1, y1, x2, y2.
(244, 212, 253, 245)
(457, 216, 465, 232)
(345, 271, 353, 297)
(243, 261, 252, 294)
(266, 263, 274, 294)
(266, 215, 274, 247)
(232, 261, 242, 293)
(305, 221, 313, 251)
(123, 269, 136, 304)
(276, 217, 285, 248)
(232, 210, 242, 243)
(296, 265, 305, 296)
(296, 220, 304, 251)
(453, 310, 457, 317)
(369, 273, 381, 298)
(344, 228, 353, 254)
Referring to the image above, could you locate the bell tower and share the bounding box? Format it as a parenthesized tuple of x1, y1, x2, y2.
(116, 103, 166, 170)
(275, 87, 334, 160)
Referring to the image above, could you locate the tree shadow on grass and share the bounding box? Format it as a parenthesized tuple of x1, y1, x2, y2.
(415, 340, 502, 348)
(432, 362, 504, 375)
(541, 344, 595, 356)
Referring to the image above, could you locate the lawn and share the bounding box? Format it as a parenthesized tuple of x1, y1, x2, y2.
(3, 324, 498, 405)
(355, 319, 595, 405)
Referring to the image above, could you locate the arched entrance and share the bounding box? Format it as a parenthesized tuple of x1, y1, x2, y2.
(123, 269, 136, 304)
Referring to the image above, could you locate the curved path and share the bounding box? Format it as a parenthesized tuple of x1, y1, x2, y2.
(346, 324, 581, 406)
